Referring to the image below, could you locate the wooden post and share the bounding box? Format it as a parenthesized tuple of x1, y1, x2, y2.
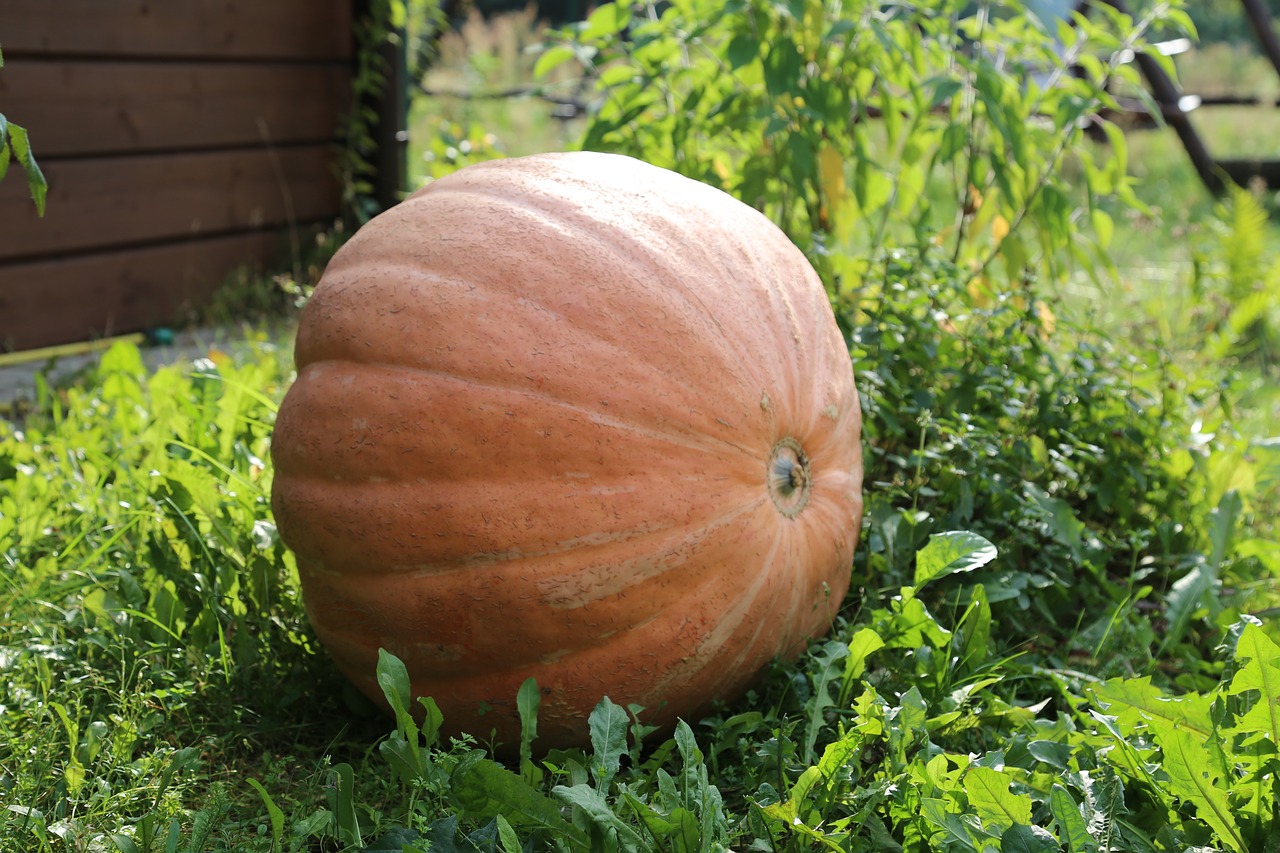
(353, 0, 409, 215)
(372, 32, 408, 212)
(1239, 0, 1280, 80)
(1091, 0, 1224, 194)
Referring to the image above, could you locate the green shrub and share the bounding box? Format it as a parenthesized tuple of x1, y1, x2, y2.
(539, 0, 1260, 665)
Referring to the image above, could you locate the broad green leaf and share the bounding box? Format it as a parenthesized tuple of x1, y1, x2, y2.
(517, 677, 540, 783)
(1166, 7, 1198, 38)
(842, 627, 884, 697)
(656, 767, 680, 811)
(761, 36, 803, 98)
(418, 696, 444, 750)
(920, 797, 983, 850)
(99, 338, 148, 381)
(1208, 491, 1243, 567)
(1089, 768, 1131, 842)
(109, 835, 141, 853)
(1027, 486, 1086, 558)
(418, 816, 475, 853)
(804, 639, 848, 761)
(899, 686, 928, 736)
(1086, 710, 1162, 790)
(1088, 676, 1213, 738)
(379, 733, 424, 786)
(893, 161, 927, 217)
(362, 826, 425, 852)
(622, 791, 677, 839)
(1002, 823, 1059, 852)
(376, 649, 420, 748)
(1029, 741, 1074, 771)
(1100, 119, 1128, 177)
(581, 3, 631, 39)
(1227, 622, 1280, 746)
(1158, 726, 1248, 852)
(454, 757, 584, 842)
(328, 763, 361, 846)
(926, 75, 964, 108)
(884, 595, 952, 649)
(673, 718, 713, 820)
(247, 779, 285, 847)
(0, 115, 10, 182)
(598, 63, 635, 87)
(914, 531, 998, 587)
(64, 760, 86, 795)
(665, 808, 702, 853)
(953, 584, 991, 676)
(674, 718, 704, 767)
(725, 33, 759, 69)
(5, 122, 45, 216)
(844, 627, 885, 681)
(495, 814, 521, 853)
(786, 133, 817, 186)
(759, 798, 798, 829)
(534, 44, 576, 79)
(1160, 559, 1219, 652)
(854, 159, 893, 216)
(1049, 784, 1096, 853)
(553, 783, 645, 848)
(817, 727, 863, 781)
(964, 766, 1032, 832)
(50, 702, 85, 794)
(589, 696, 629, 789)
(1092, 208, 1114, 250)
(788, 765, 824, 812)
(937, 122, 967, 163)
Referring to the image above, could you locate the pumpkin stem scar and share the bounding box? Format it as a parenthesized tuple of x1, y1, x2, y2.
(768, 437, 812, 519)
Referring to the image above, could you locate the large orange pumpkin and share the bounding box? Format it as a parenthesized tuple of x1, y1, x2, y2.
(270, 152, 863, 748)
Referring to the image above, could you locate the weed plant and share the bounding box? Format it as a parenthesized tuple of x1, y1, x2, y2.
(2, 0, 1279, 849)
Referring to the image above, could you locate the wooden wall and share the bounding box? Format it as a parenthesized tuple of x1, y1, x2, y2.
(0, 1, 355, 351)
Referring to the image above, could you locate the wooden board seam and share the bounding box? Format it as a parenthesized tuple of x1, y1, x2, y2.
(0, 219, 341, 271)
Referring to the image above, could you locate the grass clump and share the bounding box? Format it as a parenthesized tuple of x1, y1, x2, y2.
(0, 340, 354, 849)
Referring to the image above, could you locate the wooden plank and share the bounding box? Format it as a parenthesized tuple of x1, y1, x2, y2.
(1218, 159, 1280, 190)
(0, 231, 298, 351)
(1, 61, 351, 158)
(4, 0, 353, 61)
(0, 146, 342, 262)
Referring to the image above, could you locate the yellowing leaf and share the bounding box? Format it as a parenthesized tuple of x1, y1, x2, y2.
(991, 214, 1010, 245)
(818, 144, 847, 211)
(966, 183, 984, 214)
(1035, 301, 1057, 337)
(967, 276, 995, 308)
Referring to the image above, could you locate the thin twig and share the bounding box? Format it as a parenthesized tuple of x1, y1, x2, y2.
(414, 81, 591, 112)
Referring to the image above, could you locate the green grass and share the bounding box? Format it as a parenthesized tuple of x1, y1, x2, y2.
(407, 8, 584, 184)
(3, 9, 1280, 852)
(2, 337, 1276, 849)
